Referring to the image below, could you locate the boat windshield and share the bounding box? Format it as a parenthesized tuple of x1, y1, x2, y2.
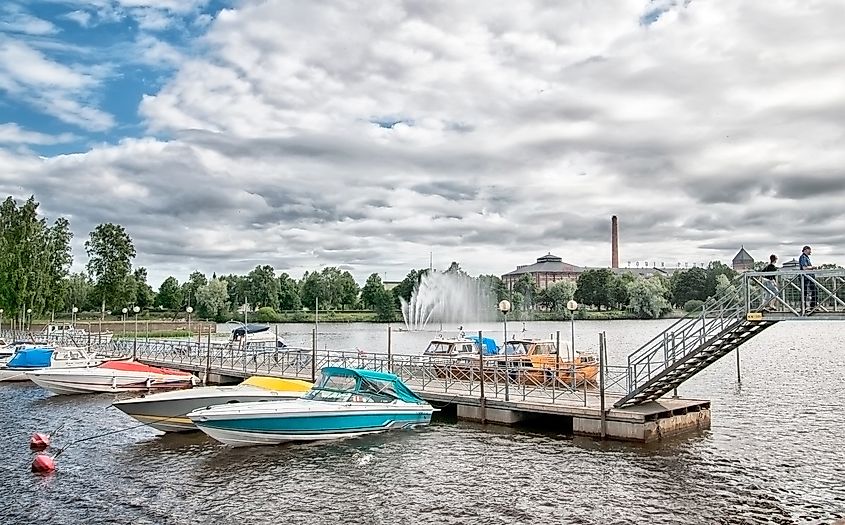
(502, 342, 528, 355)
(303, 372, 397, 403)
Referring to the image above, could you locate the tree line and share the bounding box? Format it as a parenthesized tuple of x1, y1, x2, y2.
(3, 195, 805, 324)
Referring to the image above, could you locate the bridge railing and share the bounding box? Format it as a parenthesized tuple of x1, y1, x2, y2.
(99, 338, 614, 407)
(742, 268, 845, 316)
(625, 287, 746, 394)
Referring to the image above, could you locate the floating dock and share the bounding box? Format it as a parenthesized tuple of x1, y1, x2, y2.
(128, 346, 710, 443)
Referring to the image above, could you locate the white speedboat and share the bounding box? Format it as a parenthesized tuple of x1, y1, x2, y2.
(188, 367, 435, 447)
(0, 346, 100, 382)
(27, 360, 199, 395)
(112, 376, 312, 432)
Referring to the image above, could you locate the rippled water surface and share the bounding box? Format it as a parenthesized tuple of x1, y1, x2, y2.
(2, 321, 844, 524)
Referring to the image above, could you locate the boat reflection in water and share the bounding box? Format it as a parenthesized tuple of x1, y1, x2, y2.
(188, 367, 435, 447)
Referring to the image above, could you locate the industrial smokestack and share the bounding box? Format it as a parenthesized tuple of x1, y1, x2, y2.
(611, 215, 619, 269)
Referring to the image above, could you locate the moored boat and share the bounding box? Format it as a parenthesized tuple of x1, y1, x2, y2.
(41, 324, 114, 344)
(188, 367, 435, 447)
(498, 338, 599, 386)
(27, 360, 199, 395)
(0, 346, 100, 382)
(112, 376, 312, 432)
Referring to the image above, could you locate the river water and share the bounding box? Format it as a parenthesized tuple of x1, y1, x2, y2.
(1, 320, 843, 524)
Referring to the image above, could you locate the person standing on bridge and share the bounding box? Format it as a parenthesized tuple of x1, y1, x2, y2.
(799, 246, 817, 311)
(761, 254, 779, 311)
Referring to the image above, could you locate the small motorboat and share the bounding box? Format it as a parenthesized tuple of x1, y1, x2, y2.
(188, 367, 435, 447)
(0, 346, 100, 382)
(112, 376, 312, 432)
(27, 360, 199, 395)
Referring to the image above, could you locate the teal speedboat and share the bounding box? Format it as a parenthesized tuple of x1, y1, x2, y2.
(188, 367, 435, 446)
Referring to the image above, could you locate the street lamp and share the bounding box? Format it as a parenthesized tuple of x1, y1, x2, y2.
(133, 306, 140, 360)
(0, 308, 4, 334)
(498, 299, 512, 402)
(186, 306, 193, 341)
(122, 307, 128, 337)
(26, 308, 32, 331)
(71, 306, 78, 328)
(566, 300, 578, 361)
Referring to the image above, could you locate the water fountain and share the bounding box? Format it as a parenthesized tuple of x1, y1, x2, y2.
(400, 271, 497, 331)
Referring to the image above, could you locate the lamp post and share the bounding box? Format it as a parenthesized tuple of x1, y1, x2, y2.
(26, 308, 32, 332)
(121, 307, 128, 338)
(186, 306, 193, 341)
(71, 306, 78, 328)
(133, 306, 140, 360)
(498, 299, 512, 402)
(566, 300, 578, 361)
(0, 308, 4, 335)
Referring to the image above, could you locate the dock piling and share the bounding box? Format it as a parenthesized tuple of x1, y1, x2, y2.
(599, 332, 607, 439)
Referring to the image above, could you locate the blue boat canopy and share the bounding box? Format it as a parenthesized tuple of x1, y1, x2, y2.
(7, 347, 53, 368)
(464, 335, 499, 355)
(319, 367, 426, 404)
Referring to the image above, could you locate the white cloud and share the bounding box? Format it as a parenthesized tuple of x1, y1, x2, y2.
(4, 0, 845, 286)
(0, 6, 59, 35)
(0, 38, 114, 131)
(0, 123, 76, 145)
(63, 10, 93, 27)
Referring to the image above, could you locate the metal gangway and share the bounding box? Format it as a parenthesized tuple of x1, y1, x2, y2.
(615, 269, 845, 408)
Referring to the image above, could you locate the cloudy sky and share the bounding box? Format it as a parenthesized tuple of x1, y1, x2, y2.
(1, 0, 843, 287)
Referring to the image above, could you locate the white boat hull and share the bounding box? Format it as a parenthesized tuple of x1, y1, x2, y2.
(112, 385, 306, 432)
(189, 399, 434, 447)
(27, 368, 197, 395)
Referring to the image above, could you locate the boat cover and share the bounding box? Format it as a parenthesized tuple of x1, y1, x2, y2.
(7, 347, 53, 368)
(231, 324, 271, 337)
(320, 367, 426, 404)
(100, 360, 193, 376)
(464, 336, 498, 355)
(241, 376, 312, 392)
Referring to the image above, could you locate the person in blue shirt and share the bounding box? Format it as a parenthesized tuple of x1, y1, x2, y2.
(799, 246, 817, 310)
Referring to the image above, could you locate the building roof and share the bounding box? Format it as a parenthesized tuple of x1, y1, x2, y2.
(503, 253, 583, 276)
(732, 246, 754, 263)
(781, 258, 799, 269)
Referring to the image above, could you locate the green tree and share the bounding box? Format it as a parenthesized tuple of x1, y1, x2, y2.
(715, 273, 740, 303)
(44, 217, 73, 313)
(64, 272, 94, 311)
(245, 265, 279, 310)
(132, 267, 155, 309)
(181, 271, 208, 309)
(156, 277, 182, 310)
(222, 274, 249, 310)
(670, 267, 708, 306)
(574, 269, 614, 310)
(392, 269, 428, 307)
(611, 272, 635, 309)
(196, 278, 229, 319)
(513, 274, 539, 309)
(361, 273, 386, 310)
(335, 270, 360, 309)
(300, 271, 328, 310)
(478, 274, 508, 302)
(85, 223, 136, 311)
(540, 280, 576, 311)
(627, 278, 671, 319)
(0, 196, 67, 318)
(705, 261, 737, 297)
(277, 273, 301, 310)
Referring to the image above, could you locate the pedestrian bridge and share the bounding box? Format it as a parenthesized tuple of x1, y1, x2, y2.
(614, 268, 845, 407)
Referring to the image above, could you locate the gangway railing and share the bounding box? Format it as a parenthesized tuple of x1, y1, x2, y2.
(615, 269, 845, 408)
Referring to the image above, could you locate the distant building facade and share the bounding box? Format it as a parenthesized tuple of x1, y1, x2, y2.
(502, 253, 670, 291)
(732, 247, 755, 271)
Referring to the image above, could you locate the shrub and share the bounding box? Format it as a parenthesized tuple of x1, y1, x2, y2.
(254, 306, 281, 322)
(683, 300, 704, 313)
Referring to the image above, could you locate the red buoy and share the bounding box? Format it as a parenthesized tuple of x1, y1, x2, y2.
(31, 454, 56, 473)
(30, 432, 51, 450)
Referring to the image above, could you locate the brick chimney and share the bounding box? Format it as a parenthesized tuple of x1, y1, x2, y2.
(611, 215, 619, 269)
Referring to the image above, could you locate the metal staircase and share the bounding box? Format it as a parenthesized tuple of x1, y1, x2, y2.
(615, 269, 845, 408)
